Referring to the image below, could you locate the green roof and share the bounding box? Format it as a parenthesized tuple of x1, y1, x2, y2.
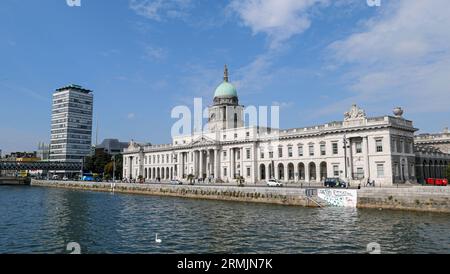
(214, 81, 237, 98)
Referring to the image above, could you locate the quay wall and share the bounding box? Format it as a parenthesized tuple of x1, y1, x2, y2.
(30, 180, 450, 213)
(30, 180, 316, 207)
(358, 186, 450, 213)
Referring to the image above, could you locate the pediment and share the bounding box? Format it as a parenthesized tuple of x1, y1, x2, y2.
(190, 136, 218, 146)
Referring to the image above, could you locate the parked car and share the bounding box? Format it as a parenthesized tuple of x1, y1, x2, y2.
(170, 180, 183, 185)
(267, 179, 283, 187)
(324, 178, 347, 188)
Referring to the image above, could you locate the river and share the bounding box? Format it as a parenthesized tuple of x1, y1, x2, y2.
(0, 186, 449, 254)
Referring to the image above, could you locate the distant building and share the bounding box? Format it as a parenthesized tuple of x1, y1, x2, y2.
(4, 151, 37, 160)
(415, 128, 450, 154)
(50, 84, 93, 163)
(96, 139, 129, 155)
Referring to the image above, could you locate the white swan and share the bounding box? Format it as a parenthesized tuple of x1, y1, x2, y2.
(155, 233, 162, 243)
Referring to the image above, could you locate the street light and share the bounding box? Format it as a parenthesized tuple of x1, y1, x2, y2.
(112, 155, 116, 183)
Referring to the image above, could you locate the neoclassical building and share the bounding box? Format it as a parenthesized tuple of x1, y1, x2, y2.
(123, 67, 430, 186)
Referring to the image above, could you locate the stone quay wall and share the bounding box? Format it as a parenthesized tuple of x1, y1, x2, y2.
(30, 180, 450, 213)
(30, 180, 316, 207)
(358, 186, 450, 213)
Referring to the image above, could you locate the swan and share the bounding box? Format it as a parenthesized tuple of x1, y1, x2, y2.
(155, 233, 162, 244)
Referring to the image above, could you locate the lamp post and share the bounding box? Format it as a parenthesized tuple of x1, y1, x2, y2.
(112, 155, 116, 183)
(343, 134, 348, 180)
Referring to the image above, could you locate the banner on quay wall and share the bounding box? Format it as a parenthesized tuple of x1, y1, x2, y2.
(317, 189, 358, 208)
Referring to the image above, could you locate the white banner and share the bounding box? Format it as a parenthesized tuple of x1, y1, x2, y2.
(318, 189, 357, 208)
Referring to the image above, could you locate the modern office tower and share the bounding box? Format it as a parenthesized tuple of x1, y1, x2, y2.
(50, 84, 93, 163)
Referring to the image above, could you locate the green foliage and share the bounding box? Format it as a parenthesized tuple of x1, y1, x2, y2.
(236, 176, 245, 187)
(84, 150, 123, 179)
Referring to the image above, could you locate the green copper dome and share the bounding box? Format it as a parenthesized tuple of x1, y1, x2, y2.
(214, 65, 238, 98)
(214, 81, 237, 98)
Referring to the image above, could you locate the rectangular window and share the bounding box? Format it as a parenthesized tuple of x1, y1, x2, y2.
(333, 165, 339, 177)
(288, 146, 293, 157)
(260, 151, 265, 159)
(309, 145, 314, 156)
(223, 151, 227, 160)
(269, 151, 274, 158)
(356, 168, 364, 179)
(298, 146, 303, 157)
(320, 144, 326, 156)
(246, 132, 250, 138)
(278, 147, 283, 158)
(223, 135, 227, 140)
(246, 149, 251, 159)
(246, 167, 251, 177)
(237, 150, 240, 160)
(224, 168, 227, 176)
(376, 139, 383, 152)
(332, 143, 338, 155)
(377, 164, 384, 178)
(234, 133, 238, 139)
(355, 142, 362, 153)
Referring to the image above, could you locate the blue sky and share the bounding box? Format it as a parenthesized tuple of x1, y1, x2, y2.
(1, 0, 449, 153)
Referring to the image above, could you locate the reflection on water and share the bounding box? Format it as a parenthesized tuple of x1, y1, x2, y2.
(0, 186, 449, 254)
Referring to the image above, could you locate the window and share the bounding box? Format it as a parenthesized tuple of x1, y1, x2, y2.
(278, 147, 283, 158)
(332, 143, 338, 155)
(355, 142, 362, 153)
(376, 139, 383, 152)
(298, 146, 303, 157)
(269, 151, 274, 158)
(377, 164, 384, 178)
(237, 150, 240, 160)
(223, 135, 227, 140)
(288, 146, 293, 157)
(394, 163, 399, 176)
(223, 151, 227, 160)
(224, 168, 227, 176)
(234, 133, 238, 139)
(309, 145, 314, 156)
(260, 150, 265, 159)
(246, 168, 251, 177)
(320, 144, 326, 156)
(246, 149, 251, 159)
(246, 132, 250, 138)
(356, 168, 364, 179)
(333, 165, 339, 177)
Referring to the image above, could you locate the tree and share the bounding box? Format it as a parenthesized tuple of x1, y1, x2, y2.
(187, 174, 195, 185)
(84, 149, 112, 176)
(104, 154, 123, 180)
(236, 176, 245, 187)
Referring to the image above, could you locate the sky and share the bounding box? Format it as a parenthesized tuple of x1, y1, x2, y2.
(1, 0, 449, 154)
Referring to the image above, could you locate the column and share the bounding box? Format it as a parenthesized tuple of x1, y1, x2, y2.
(316, 162, 321, 182)
(363, 136, 370, 180)
(206, 150, 211, 179)
(193, 151, 198, 177)
(180, 152, 184, 179)
(214, 149, 219, 179)
(240, 147, 244, 178)
(230, 148, 234, 179)
(285, 164, 289, 181)
(199, 150, 204, 179)
(305, 163, 310, 183)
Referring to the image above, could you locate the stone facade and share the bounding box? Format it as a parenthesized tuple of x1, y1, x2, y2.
(123, 69, 420, 187)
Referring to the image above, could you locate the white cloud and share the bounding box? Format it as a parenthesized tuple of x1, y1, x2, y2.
(229, 0, 328, 48)
(129, 0, 192, 21)
(326, 0, 450, 114)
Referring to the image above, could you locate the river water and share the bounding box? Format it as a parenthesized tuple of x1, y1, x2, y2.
(0, 186, 449, 254)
